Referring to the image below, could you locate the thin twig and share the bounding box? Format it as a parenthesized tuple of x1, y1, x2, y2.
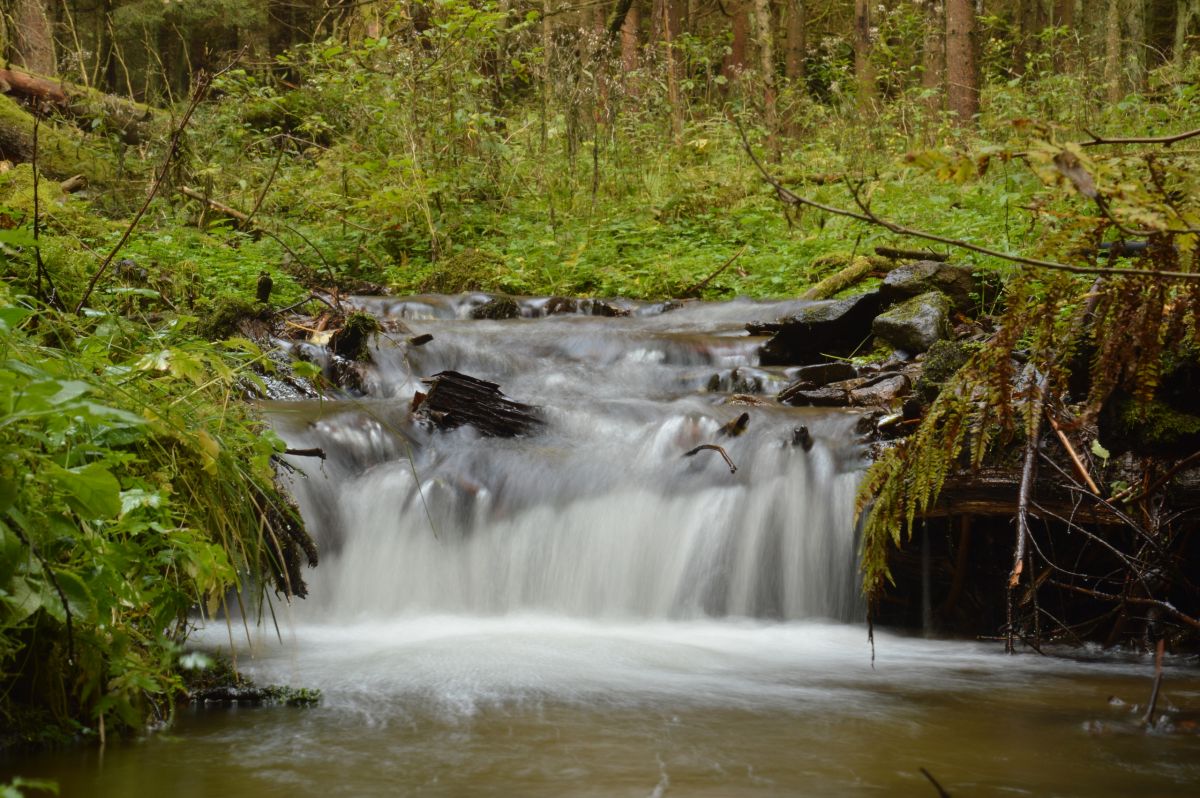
(919, 768, 952, 798)
(684, 244, 747, 296)
(683, 443, 738, 473)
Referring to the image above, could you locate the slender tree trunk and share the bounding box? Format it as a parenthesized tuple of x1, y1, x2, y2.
(10, 0, 57, 76)
(661, 0, 684, 142)
(784, 0, 806, 83)
(922, 0, 946, 115)
(1176, 0, 1199, 66)
(853, 0, 876, 109)
(1126, 0, 1147, 91)
(752, 0, 777, 148)
(945, 0, 978, 124)
(723, 2, 749, 82)
(1105, 0, 1123, 101)
(621, 3, 641, 73)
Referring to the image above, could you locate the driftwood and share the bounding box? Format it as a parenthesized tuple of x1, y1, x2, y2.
(683, 443, 738, 473)
(413, 371, 543, 437)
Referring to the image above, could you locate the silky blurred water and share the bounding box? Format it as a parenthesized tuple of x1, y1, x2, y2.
(7, 295, 1197, 796)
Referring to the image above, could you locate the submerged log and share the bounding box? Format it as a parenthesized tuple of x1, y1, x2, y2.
(414, 371, 543, 437)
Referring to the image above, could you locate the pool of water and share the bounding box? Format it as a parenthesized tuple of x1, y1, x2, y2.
(8, 618, 1198, 797)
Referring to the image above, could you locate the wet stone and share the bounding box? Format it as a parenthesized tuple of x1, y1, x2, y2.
(882, 260, 980, 312)
(849, 374, 910, 407)
(778, 385, 849, 407)
(872, 291, 952, 354)
(755, 291, 884, 365)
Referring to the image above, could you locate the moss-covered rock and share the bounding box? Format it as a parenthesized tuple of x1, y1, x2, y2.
(916, 339, 980, 400)
(329, 311, 382, 361)
(193, 296, 274, 341)
(871, 291, 952, 354)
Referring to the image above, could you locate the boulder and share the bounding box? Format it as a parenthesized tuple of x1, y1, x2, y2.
(754, 291, 883, 365)
(882, 260, 979, 312)
(872, 291, 952, 354)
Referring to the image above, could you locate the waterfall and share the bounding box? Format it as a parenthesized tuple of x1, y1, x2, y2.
(270, 295, 868, 623)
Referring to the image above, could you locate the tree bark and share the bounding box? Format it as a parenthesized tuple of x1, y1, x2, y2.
(853, 0, 876, 109)
(1176, 0, 1200, 66)
(10, 0, 57, 76)
(1105, 0, 1123, 101)
(752, 0, 777, 145)
(784, 0, 806, 83)
(921, 0, 946, 116)
(945, 0, 979, 125)
(723, 2, 749, 82)
(621, 3, 641, 75)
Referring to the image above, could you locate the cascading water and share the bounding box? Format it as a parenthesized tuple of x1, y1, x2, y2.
(271, 295, 868, 623)
(13, 295, 1200, 797)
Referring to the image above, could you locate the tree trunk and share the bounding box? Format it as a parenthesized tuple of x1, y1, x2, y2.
(784, 0, 806, 83)
(1105, 0, 1123, 101)
(1176, 0, 1200, 66)
(1125, 0, 1147, 91)
(621, 3, 641, 74)
(661, 0, 684, 142)
(723, 2, 749, 82)
(945, 0, 979, 125)
(921, 0, 946, 116)
(752, 0, 777, 147)
(853, 0, 876, 109)
(10, 0, 57, 76)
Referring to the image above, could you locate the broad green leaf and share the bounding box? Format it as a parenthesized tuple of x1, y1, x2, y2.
(49, 463, 122, 519)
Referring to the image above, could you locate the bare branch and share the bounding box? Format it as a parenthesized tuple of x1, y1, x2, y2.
(1080, 127, 1200, 147)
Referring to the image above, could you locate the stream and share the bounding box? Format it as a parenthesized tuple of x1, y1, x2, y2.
(7, 295, 1199, 796)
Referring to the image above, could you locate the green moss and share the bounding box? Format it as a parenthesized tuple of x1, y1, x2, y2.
(1118, 399, 1200, 451)
(192, 296, 273, 341)
(0, 95, 115, 182)
(917, 339, 980, 400)
(329, 311, 382, 361)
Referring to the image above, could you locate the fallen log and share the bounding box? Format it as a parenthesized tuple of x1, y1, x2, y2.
(0, 94, 113, 180)
(413, 371, 543, 438)
(800, 256, 877, 301)
(0, 67, 161, 144)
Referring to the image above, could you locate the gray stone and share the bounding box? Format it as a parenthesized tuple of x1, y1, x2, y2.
(882, 260, 980, 311)
(872, 292, 952, 354)
(778, 385, 849, 407)
(755, 291, 883, 365)
(789, 362, 858, 386)
(849, 374, 911, 407)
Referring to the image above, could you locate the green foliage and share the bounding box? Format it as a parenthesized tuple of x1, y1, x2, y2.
(0, 290, 312, 745)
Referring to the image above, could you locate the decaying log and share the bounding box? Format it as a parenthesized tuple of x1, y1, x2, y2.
(413, 371, 543, 437)
(179, 185, 253, 228)
(800, 256, 877, 300)
(0, 67, 161, 144)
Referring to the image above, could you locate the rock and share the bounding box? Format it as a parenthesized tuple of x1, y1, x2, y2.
(882, 260, 980, 312)
(849, 373, 910, 407)
(754, 291, 884, 365)
(872, 291, 952, 354)
(778, 385, 849, 407)
(916, 339, 977, 400)
(581, 299, 630, 317)
(791, 426, 814, 451)
(787, 362, 858, 386)
(706, 367, 768, 394)
(471, 296, 522, 320)
(543, 296, 579, 315)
